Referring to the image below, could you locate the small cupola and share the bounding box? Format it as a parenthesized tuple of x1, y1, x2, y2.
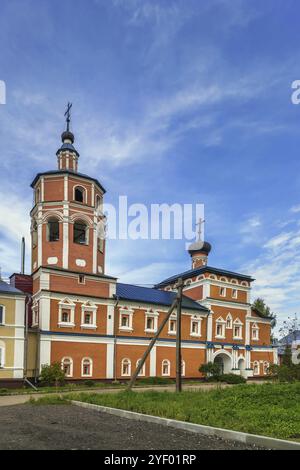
(56, 102, 79, 172)
(188, 218, 211, 268)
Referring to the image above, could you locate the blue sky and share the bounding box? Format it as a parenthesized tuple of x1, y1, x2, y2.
(0, 0, 300, 329)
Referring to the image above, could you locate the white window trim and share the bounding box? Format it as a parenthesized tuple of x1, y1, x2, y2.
(0, 342, 5, 368)
(219, 287, 226, 297)
(0, 305, 6, 325)
(251, 323, 260, 340)
(226, 313, 233, 329)
(144, 310, 159, 333)
(190, 317, 202, 337)
(31, 301, 39, 327)
(168, 314, 177, 335)
(162, 359, 170, 376)
(136, 359, 145, 376)
(73, 219, 89, 246)
(253, 361, 260, 375)
(61, 357, 73, 378)
(233, 318, 243, 339)
(263, 361, 269, 375)
(215, 317, 226, 338)
(81, 302, 97, 329)
(73, 185, 87, 204)
(232, 289, 238, 299)
(81, 357, 93, 377)
(119, 308, 134, 332)
(121, 358, 131, 377)
(58, 298, 76, 327)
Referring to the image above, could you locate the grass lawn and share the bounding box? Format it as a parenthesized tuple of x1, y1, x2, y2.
(63, 382, 300, 441)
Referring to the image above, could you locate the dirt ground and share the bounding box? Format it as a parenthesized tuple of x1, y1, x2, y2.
(0, 404, 262, 450)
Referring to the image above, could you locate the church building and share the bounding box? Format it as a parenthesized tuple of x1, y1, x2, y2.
(2, 111, 277, 384)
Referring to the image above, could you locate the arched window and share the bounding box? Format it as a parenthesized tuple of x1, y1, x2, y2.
(0, 341, 5, 368)
(252, 323, 259, 340)
(226, 313, 232, 329)
(74, 186, 85, 203)
(81, 357, 93, 377)
(62, 357, 73, 377)
(263, 362, 269, 375)
(121, 358, 131, 376)
(73, 220, 88, 244)
(253, 361, 260, 375)
(47, 217, 59, 242)
(162, 359, 170, 376)
(136, 359, 145, 377)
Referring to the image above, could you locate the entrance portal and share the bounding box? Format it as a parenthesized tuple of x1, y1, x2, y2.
(213, 353, 232, 374)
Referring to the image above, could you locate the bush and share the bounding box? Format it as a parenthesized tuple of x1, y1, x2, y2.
(199, 362, 221, 379)
(83, 380, 95, 387)
(268, 363, 300, 382)
(137, 377, 175, 385)
(218, 373, 246, 384)
(0, 388, 9, 395)
(39, 362, 66, 387)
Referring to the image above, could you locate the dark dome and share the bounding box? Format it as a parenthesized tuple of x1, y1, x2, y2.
(188, 240, 212, 255)
(61, 130, 75, 144)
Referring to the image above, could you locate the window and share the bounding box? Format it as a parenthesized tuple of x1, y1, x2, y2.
(119, 308, 133, 331)
(32, 301, 38, 326)
(168, 317, 177, 335)
(136, 359, 145, 377)
(144, 311, 158, 333)
(74, 186, 85, 203)
(146, 317, 154, 330)
(219, 287, 226, 297)
(232, 318, 243, 339)
(263, 362, 269, 375)
(47, 217, 59, 242)
(232, 289, 237, 299)
(81, 301, 97, 329)
(62, 357, 73, 377)
(84, 312, 91, 325)
(0, 305, 4, 325)
(121, 358, 131, 376)
(162, 359, 170, 376)
(0, 342, 5, 368)
(252, 323, 259, 340)
(73, 221, 88, 244)
(253, 361, 260, 375)
(190, 318, 201, 337)
(82, 357, 93, 377)
(79, 274, 85, 284)
(58, 298, 75, 327)
(215, 317, 225, 338)
(226, 314, 232, 329)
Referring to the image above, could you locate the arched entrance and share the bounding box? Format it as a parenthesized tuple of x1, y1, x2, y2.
(213, 352, 232, 374)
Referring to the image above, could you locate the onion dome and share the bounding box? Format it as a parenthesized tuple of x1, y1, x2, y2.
(188, 240, 212, 255)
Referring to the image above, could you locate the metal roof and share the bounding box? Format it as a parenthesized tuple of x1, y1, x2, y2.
(0, 280, 24, 296)
(155, 265, 254, 288)
(116, 283, 208, 312)
(56, 143, 79, 157)
(30, 170, 106, 194)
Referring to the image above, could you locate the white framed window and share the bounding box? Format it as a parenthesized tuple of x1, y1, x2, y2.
(61, 357, 73, 377)
(0, 341, 5, 368)
(215, 317, 226, 338)
(226, 313, 232, 329)
(144, 310, 159, 333)
(219, 287, 226, 297)
(58, 298, 75, 327)
(190, 317, 202, 337)
(252, 323, 259, 340)
(162, 359, 170, 376)
(81, 357, 93, 377)
(81, 301, 97, 329)
(119, 307, 134, 331)
(0, 305, 5, 325)
(253, 361, 260, 375)
(181, 360, 185, 377)
(263, 361, 269, 375)
(232, 289, 238, 299)
(31, 301, 39, 327)
(47, 217, 60, 242)
(233, 318, 243, 339)
(73, 220, 89, 245)
(168, 315, 177, 335)
(136, 359, 145, 376)
(121, 358, 131, 376)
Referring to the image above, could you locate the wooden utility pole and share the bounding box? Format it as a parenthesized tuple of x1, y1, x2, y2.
(175, 277, 183, 392)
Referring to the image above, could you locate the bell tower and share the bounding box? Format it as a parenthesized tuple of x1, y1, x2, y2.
(30, 104, 107, 276)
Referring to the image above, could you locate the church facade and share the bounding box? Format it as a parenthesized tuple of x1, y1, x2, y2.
(1, 117, 277, 384)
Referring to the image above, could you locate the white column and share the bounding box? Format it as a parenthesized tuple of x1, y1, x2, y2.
(207, 311, 213, 341)
(107, 305, 114, 335)
(246, 349, 251, 369)
(37, 217, 43, 268)
(150, 345, 157, 377)
(106, 343, 114, 379)
(92, 217, 97, 274)
(40, 336, 51, 370)
(39, 295, 51, 331)
(63, 203, 69, 269)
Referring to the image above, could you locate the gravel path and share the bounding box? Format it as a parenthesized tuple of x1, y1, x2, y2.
(0, 404, 262, 450)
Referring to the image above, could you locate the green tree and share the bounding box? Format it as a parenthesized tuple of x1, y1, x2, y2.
(199, 362, 221, 379)
(252, 298, 277, 329)
(39, 362, 66, 388)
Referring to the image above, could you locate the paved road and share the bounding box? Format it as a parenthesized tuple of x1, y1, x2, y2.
(0, 404, 261, 450)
